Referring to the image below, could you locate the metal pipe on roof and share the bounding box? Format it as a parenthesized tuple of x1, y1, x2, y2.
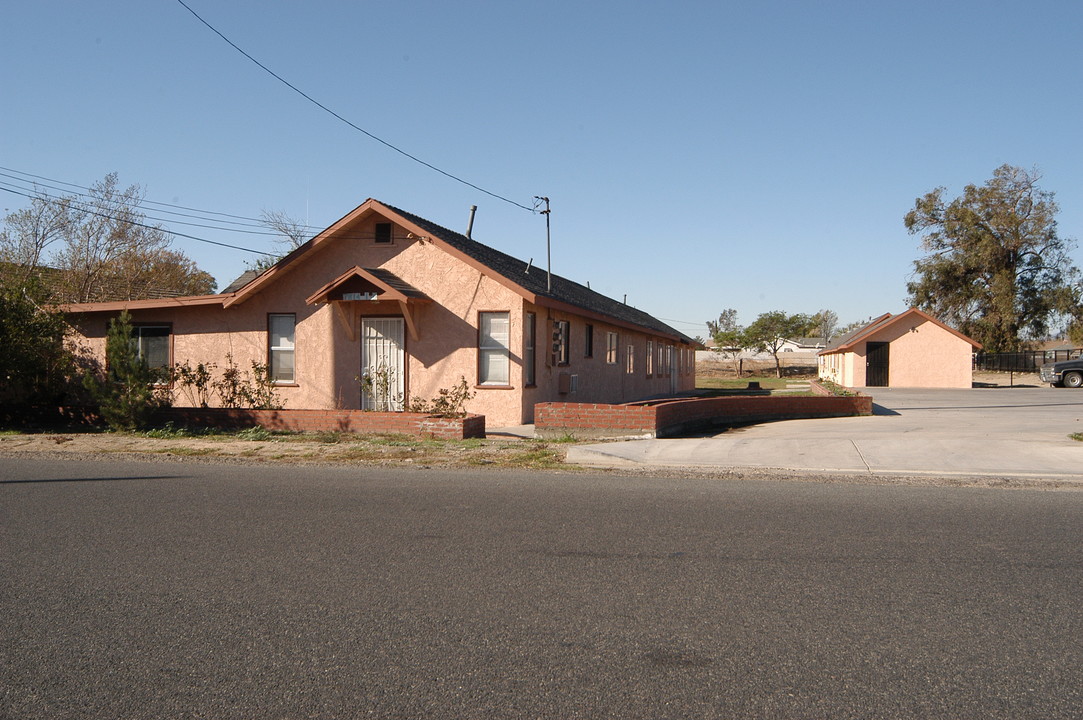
(466, 205, 477, 238)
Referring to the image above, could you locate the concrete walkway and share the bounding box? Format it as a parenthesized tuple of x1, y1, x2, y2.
(564, 387, 1083, 481)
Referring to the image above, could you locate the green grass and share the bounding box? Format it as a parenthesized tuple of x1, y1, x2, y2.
(696, 376, 791, 390)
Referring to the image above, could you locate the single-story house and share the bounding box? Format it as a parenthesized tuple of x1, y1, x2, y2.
(817, 309, 981, 388)
(62, 199, 696, 426)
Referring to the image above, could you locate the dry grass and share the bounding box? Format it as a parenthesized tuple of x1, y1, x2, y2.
(0, 429, 568, 469)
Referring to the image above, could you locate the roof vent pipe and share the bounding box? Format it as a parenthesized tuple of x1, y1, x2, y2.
(466, 205, 477, 238)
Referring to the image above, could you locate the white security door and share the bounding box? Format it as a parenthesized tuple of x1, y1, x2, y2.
(361, 318, 405, 411)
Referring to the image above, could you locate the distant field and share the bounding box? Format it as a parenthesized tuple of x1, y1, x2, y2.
(695, 375, 792, 390)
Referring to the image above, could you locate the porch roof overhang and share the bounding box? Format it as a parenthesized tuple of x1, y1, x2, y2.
(306, 266, 431, 342)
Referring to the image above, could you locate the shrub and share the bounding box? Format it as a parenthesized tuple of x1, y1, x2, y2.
(83, 311, 170, 431)
(407, 376, 475, 417)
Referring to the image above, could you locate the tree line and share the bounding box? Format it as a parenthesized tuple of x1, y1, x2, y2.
(0, 172, 309, 423)
(705, 308, 849, 378)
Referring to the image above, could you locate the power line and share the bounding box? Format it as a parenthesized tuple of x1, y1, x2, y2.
(175, 0, 536, 213)
(0, 166, 312, 232)
(0, 167, 466, 247)
(0, 185, 277, 256)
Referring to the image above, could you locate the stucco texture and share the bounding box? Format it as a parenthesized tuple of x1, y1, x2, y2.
(66, 202, 695, 427)
(818, 311, 978, 389)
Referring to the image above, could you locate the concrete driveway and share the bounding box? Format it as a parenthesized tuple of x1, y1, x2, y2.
(566, 387, 1083, 481)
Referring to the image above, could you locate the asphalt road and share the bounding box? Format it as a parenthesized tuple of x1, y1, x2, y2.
(3, 457, 1083, 719)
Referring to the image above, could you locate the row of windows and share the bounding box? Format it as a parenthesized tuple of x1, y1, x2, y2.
(480, 311, 691, 386)
(130, 311, 688, 391)
(131, 315, 296, 385)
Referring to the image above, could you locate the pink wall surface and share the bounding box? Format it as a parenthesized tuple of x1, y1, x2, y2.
(818, 315, 975, 389)
(68, 207, 694, 428)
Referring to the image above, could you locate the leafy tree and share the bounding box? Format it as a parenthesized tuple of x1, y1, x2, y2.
(744, 311, 812, 378)
(706, 308, 746, 375)
(905, 165, 1080, 352)
(83, 311, 169, 430)
(1, 174, 216, 302)
(0, 277, 78, 412)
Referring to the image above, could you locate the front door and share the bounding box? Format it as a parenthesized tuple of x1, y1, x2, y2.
(866, 341, 890, 387)
(361, 318, 405, 410)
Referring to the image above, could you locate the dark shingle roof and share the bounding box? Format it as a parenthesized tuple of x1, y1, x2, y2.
(823, 316, 893, 352)
(364, 267, 430, 299)
(222, 270, 260, 294)
(384, 204, 691, 342)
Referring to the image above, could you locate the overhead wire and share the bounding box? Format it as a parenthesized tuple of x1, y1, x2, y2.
(175, 0, 536, 213)
(0, 184, 278, 256)
(0, 165, 488, 246)
(0, 166, 313, 233)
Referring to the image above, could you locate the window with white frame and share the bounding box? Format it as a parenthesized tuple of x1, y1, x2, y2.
(268, 314, 296, 383)
(606, 332, 618, 364)
(479, 312, 511, 385)
(646, 339, 654, 376)
(626, 344, 635, 374)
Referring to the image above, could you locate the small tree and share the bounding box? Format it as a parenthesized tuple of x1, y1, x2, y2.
(706, 309, 746, 376)
(744, 311, 812, 378)
(808, 309, 839, 342)
(83, 311, 168, 430)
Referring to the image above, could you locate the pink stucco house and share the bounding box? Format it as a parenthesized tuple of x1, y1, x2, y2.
(63, 199, 696, 426)
(818, 309, 981, 389)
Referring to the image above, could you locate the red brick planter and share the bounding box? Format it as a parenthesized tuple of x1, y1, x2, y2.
(155, 407, 485, 440)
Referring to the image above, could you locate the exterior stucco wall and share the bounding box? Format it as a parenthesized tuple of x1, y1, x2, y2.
(818, 316, 974, 389)
(869, 317, 974, 388)
(518, 304, 696, 422)
(66, 211, 694, 428)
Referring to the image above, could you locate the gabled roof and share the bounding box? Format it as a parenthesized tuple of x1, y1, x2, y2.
(305, 266, 431, 305)
(226, 199, 692, 342)
(819, 308, 982, 355)
(59, 199, 691, 343)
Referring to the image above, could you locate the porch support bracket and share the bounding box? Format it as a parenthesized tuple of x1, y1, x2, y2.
(399, 300, 420, 341)
(332, 301, 357, 342)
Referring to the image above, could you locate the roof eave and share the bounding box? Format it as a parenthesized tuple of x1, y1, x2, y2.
(56, 293, 231, 314)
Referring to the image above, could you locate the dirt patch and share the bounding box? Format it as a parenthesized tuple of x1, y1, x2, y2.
(0, 430, 571, 469)
(972, 371, 1043, 388)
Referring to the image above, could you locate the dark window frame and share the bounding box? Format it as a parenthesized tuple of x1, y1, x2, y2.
(524, 312, 537, 387)
(374, 222, 393, 244)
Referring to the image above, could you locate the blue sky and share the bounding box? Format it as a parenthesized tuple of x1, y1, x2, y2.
(3, 1, 1082, 339)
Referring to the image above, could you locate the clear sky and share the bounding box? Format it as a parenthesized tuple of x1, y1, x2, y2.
(3, 1, 1082, 339)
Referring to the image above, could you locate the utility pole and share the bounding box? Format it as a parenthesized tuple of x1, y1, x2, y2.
(535, 196, 551, 292)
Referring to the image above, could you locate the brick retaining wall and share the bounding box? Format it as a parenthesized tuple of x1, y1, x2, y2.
(535, 384, 871, 439)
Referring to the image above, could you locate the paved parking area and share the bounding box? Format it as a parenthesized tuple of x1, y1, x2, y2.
(566, 387, 1083, 481)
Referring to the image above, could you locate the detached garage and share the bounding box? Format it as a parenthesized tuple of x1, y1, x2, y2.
(818, 308, 982, 389)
